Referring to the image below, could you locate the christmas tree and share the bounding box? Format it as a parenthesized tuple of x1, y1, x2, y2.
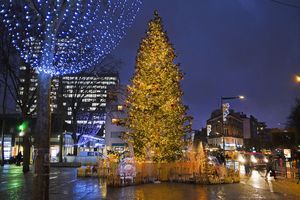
(126, 11, 192, 162)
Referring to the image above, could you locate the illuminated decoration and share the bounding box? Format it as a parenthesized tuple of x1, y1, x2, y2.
(126, 11, 192, 162)
(222, 103, 230, 122)
(117, 105, 123, 111)
(76, 111, 105, 146)
(0, 0, 141, 76)
(206, 124, 211, 136)
(112, 118, 121, 124)
(118, 157, 136, 181)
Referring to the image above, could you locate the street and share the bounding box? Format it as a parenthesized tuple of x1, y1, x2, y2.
(0, 165, 300, 200)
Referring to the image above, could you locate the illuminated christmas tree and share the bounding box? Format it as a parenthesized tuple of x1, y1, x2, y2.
(126, 11, 192, 162)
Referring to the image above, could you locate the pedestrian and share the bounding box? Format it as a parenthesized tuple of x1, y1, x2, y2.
(218, 153, 225, 165)
(265, 157, 276, 180)
(216, 153, 221, 165)
(92, 165, 97, 174)
(244, 155, 252, 176)
(16, 152, 22, 166)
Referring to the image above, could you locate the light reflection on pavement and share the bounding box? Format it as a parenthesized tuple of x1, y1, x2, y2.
(0, 165, 299, 200)
(239, 165, 300, 199)
(243, 169, 270, 190)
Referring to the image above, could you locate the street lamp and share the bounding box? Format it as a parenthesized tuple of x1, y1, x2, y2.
(221, 96, 244, 104)
(17, 122, 28, 153)
(220, 96, 245, 163)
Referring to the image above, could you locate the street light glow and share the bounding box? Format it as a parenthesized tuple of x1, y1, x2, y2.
(18, 123, 26, 132)
(221, 96, 246, 101)
(295, 74, 300, 83)
(19, 131, 25, 137)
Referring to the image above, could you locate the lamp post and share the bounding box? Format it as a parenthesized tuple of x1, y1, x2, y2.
(220, 96, 245, 164)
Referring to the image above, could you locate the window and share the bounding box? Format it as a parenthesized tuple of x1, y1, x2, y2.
(111, 132, 122, 138)
(117, 105, 123, 111)
(111, 118, 120, 124)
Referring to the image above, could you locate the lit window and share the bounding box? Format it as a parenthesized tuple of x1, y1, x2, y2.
(112, 118, 120, 124)
(117, 105, 123, 111)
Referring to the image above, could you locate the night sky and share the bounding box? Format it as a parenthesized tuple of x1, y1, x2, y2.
(112, 0, 300, 130)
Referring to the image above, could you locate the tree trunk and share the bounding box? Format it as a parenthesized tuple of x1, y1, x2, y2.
(59, 132, 64, 162)
(72, 132, 78, 156)
(22, 64, 33, 173)
(1, 65, 8, 166)
(33, 73, 51, 200)
(22, 132, 30, 173)
(73, 143, 78, 156)
(57, 77, 64, 162)
(1, 119, 5, 166)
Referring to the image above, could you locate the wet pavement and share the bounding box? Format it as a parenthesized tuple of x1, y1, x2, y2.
(0, 165, 299, 200)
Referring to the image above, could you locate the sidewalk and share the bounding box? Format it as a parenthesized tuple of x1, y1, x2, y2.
(271, 177, 300, 198)
(240, 170, 300, 199)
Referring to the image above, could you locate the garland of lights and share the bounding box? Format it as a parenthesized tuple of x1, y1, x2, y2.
(0, 0, 141, 76)
(76, 111, 105, 146)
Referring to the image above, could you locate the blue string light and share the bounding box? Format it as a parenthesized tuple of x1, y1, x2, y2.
(76, 111, 105, 146)
(0, 0, 141, 76)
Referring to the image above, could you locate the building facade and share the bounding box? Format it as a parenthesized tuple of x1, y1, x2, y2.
(18, 66, 118, 138)
(240, 113, 268, 151)
(206, 109, 244, 150)
(18, 65, 119, 123)
(240, 113, 259, 139)
(105, 85, 128, 152)
(11, 67, 120, 159)
(0, 114, 74, 163)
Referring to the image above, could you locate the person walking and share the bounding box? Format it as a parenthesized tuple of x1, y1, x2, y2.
(244, 155, 251, 176)
(16, 152, 22, 166)
(265, 157, 276, 180)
